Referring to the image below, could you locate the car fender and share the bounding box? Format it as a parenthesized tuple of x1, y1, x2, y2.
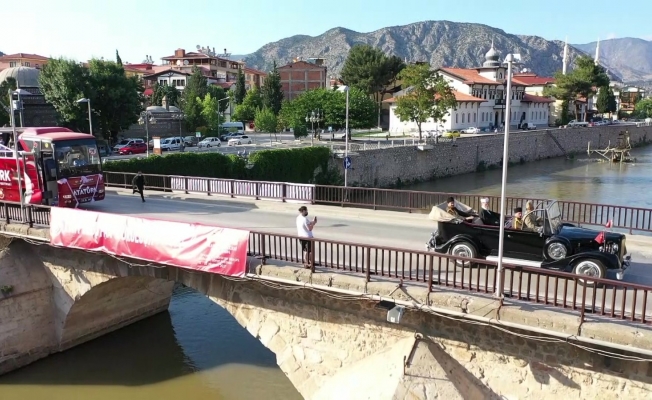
(435, 233, 479, 254)
(543, 235, 572, 259)
(545, 251, 620, 273)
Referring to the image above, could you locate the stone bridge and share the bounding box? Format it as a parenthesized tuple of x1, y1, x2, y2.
(2, 224, 652, 400)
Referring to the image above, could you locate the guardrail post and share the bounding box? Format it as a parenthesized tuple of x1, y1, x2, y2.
(230, 180, 235, 198)
(310, 239, 316, 273)
(408, 192, 412, 213)
(365, 247, 371, 282)
(27, 207, 34, 228)
(282, 183, 287, 203)
(373, 190, 377, 210)
(184, 177, 189, 194)
(255, 183, 260, 200)
(123, 173, 127, 188)
(428, 255, 434, 292)
(3, 202, 8, 224)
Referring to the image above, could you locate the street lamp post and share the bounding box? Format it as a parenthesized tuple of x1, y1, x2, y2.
(337, 86, 350, 187)
(15, 90, 28, 128)
(138, 111, 157, 157)
(495, 53, 522, 299)
(76, 98, 93, 135)
(305, 109, 322, 146)
(9, 89, 29, 219)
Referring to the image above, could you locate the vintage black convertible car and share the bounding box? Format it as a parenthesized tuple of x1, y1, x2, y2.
(426, 200, 631, 281)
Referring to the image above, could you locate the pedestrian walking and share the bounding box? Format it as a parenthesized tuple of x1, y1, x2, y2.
(296, 206, 317, 269)
(132, 171, 146, 202)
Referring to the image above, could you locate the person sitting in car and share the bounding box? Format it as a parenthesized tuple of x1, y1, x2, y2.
(523, 201, 543, 230)
(511, 207, 524, 230)
(446, 196, 474, 221)
(479, 198, 500, 225)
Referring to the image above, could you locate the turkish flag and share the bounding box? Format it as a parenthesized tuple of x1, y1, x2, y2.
(595, 231, 605, 244)
(605, 220, 613, 228)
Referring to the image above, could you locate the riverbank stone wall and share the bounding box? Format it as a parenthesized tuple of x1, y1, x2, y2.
(340, 125, 652, 187)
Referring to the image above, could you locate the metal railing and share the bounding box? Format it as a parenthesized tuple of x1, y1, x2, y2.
(1, 199, 651, 326)
(102, 171, 652, 234)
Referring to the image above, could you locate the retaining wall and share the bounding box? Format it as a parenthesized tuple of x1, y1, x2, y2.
(338, 125, 652, 187)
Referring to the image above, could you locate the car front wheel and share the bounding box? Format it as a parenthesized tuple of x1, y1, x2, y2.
(449, 241, 477, 267)
(206, 144, 211, 148)
(573, 258, 606, 286)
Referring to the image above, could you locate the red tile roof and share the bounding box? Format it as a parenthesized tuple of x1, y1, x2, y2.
(0, 53, 49, 61)
(214, 82, 235, 89)
(439, 68, 496, 84)
(383, 90, 485, 103)
(278, 60, 327, 70)
(522, 94, 555, 103)
(513, 73, 555, 86)
(244, 67, 267, 75)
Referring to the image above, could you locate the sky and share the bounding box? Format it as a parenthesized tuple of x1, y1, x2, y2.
(2, 0, 650, 64)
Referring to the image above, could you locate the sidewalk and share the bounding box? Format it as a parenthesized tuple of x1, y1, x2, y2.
(105, 187, 433, 228)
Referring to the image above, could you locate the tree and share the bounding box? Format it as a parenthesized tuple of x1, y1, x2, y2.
(234, 69, 246, 105)
(340, 45, 405, 126)
(393, 64, 456, 140)
(262, 61, 284, 115)
(607, 88, 618, 116)
(39, 58, 91, 132)
(596, 86, 610, 115)
(254, 106, 278, 134)
(277, 87, 376, 131)
(233, 87, 262, 121)
(116, 50, 123, 66)
(634, 98, 652, 118)
(545, 55, 609, 121)
(152, 84, 180, 107)
(199, 93, 223, 134)
(0, 77, 17, 127)
(181, 67, 208, 131)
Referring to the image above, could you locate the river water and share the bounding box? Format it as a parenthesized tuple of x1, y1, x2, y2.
(1, 146, 651, 400)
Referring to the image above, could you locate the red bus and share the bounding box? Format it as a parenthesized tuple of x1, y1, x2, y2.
(0, 127, 105, 207)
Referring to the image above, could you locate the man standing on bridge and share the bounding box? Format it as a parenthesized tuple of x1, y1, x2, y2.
(132, 171, 146, 203)
(296, 206, 317, 269)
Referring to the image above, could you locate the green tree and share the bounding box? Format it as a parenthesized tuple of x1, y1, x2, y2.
(634, 98, 652, 118)
(340, 45, 405, 126)
(39, 58, 91, 132)
(607, 88, 618, 116)
(596, 85, 610, 115)
(545, 55, 609, 121)
(254, 106, 278, 134)
(233, 87, 262, 121)
(181, 67, 208, 131)
(234, 69, 246, 105)
(393, 64, 456, 140)
(0, 77, 17, 127)
(262, 61, 284, 115)
(116, 50, 123, 66)
(152, 83, 180, 107)
(86, 59, 143, 141)
(199, 93, 223, 134)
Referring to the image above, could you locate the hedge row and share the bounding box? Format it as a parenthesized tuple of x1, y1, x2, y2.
(103, 147, 340, 184)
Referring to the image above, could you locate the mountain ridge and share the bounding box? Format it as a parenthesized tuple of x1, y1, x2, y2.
(240, 21, 647, 83)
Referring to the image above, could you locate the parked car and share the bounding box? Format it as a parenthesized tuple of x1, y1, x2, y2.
(184, 136, 200, 146)
(113, 138, 144, 153)
(442, 131, 461, 138)
(520, 122, 536, 130)
(118, 142, 147, 155)
(426, 200, 630, 283)
(227, 135, 253, 146)
(160, 137, 183, 151)
(198, 137, 221, 148)
(220, 132, 241, 141)
(567, 120, 589, 127)
(464, 127, 481, 134)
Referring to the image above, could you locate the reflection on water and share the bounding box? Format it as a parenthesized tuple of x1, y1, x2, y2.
(0, 286, 301, 400)
(407, 146, 652, 208)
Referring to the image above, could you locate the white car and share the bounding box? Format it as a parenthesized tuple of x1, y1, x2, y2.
(198, 137, 221, 148)
(228, 136, 252, 146)
(464, 127, 481, 134)
(160, 137, 183, 151)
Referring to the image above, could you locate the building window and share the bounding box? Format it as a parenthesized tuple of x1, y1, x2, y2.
(473, 113, 476, 123)
(456, 114, 458, 124)
(9, 62, 16, 67)
(462, 114, 465, 123)
(499, 73, 503, 79)
(23, 62, 30, 67)
(468, 113, 471, 123)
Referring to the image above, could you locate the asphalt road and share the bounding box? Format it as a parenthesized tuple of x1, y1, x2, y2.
(83, 190, 652, 318)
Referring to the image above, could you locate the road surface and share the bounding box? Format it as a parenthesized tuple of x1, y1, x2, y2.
(82, 189, 652, 318)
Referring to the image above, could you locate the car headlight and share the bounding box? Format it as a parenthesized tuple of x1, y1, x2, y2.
(612, 243, 619, 253)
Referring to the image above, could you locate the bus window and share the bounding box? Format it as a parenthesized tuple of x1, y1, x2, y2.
(54, 139, 102, 178)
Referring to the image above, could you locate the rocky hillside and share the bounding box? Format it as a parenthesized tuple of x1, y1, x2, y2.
(242, 21, 589, 79)
(574, 38, 652, 82)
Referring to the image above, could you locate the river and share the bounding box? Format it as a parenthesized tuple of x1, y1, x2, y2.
(1, 146, 651, 399)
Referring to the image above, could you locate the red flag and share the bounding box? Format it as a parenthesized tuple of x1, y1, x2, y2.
(595, 231, 605, 244)
(605, 220, 613, 228)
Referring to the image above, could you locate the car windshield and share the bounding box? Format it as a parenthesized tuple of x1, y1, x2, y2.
(117, 140, 130, 146)
(54, 138, 102, 178)
(546, 201, 563, 233)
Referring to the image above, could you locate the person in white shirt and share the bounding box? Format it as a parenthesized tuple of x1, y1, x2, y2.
(296, 206, 317, 269)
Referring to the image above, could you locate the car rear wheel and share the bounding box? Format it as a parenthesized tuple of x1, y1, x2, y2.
(573, 258, 606, 286)
(128, 151, 132, 155)
(449, 241, 477, 267)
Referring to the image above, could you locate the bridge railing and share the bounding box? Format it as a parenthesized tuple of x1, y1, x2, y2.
(102, 172, 652, 234)
(0, 199, 651, 325)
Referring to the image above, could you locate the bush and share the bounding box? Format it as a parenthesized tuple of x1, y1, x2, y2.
(104, 147, 338, 184)
(293, 125, 308, 138)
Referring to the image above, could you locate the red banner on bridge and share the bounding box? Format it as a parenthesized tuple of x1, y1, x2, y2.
(49, 208, 249, 277)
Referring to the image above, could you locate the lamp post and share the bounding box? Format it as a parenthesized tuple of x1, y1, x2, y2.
(76, 98, 93, 135)
(495, 53, 522, 299)
(13, 89, 30, 128)
(337, 86, 350, 187)
(217, 97, 229, 138)
(305, 109, 322, 146)
(138, 111, 157, 157)
(9, 89, 29, 219)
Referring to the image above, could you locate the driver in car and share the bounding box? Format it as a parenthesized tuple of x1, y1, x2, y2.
(446, 196, 474, 221)
(523, 201, 543, 230)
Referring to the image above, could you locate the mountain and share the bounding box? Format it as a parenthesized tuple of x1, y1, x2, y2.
(241, 21, 588, 79)
(574, 38, 652, 83)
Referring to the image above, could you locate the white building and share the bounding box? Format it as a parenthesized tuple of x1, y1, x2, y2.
(385, 45, 554, 133)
